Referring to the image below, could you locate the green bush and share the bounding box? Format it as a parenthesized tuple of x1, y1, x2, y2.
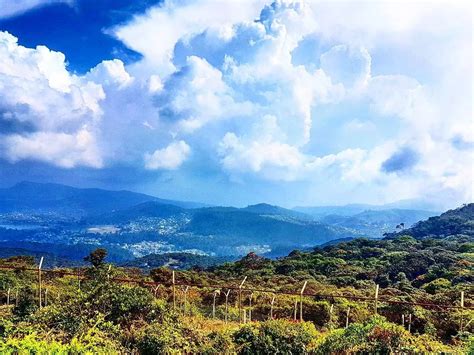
(233, 319, 319, 354)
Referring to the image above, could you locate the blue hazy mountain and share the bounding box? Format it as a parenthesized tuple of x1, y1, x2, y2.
(0, 181, 447, 262)
(319, 209, 438, 237)
(0, 181, 208, 214)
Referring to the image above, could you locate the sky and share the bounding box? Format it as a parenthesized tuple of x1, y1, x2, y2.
(0, 0, 472, 209)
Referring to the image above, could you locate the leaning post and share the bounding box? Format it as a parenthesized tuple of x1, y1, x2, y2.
(374, 284, 379, 314)
(300, 281, 308, 322)
(248, 292, 254, 322)
(270, 295, 276, 320)
(38, 256, 44, 308)
(224, 289, 231, 323)
(328, 303, 334, 328)
(172, 270, 176, 310)
(238, 276, 247, 323)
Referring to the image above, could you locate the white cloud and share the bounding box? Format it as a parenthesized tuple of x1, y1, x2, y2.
(0, 31, 105, 168)
(0, 0, 471, 208)
(1, 128, 102, 168)
(144, 140, 190, 170)
(113, 0, 268, 78)
(0, 0, 72, 19)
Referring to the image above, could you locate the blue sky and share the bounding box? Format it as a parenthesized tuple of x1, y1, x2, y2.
(0, 0, 472, 209)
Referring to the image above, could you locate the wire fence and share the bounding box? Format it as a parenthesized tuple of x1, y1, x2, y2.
(1, 264, 471, 312)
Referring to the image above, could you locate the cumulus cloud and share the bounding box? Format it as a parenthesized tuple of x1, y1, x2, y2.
(0, 0, 472, 208)
(144, 140, 190, 170)
(0, 31, 105, 168)
(1, 128, 102, 168)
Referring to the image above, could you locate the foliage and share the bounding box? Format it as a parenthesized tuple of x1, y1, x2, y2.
(233, 320, 319, 354)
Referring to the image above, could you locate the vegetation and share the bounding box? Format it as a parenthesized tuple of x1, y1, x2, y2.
(0, 204, 472, 353)
(1, 234, 472, 353)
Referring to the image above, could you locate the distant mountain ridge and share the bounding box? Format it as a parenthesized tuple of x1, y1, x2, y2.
(0, 181, 208, 215)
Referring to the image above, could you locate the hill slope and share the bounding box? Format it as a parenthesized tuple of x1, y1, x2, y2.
(386, 203, 474, 239)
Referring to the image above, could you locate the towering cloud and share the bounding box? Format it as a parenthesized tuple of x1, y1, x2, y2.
(0, 0, 472, 208)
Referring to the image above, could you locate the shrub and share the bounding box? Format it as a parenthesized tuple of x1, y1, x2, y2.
(233, 319, 319, 354)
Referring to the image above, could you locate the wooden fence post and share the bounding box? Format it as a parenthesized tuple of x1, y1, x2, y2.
(345, 307, 350, 328)
(374, 284, 379, 314)
(328, 303, 334, 328)
(38, 257, 44, 308)
(402, 314, 405, 327)
(408, 313, 412, 333)
(460, 291, 465, 332)
(212, 290, 220, 319)
(7, 287, 10, 306)
(270, 295, 276, 320)
(172, 270, 176, 310)
(248, 292, 254, 322)
(183, 286, 190, 315)
(238, 276, 247, 323)
(293, 299, 297, 321)
(224, 289, 231, 323)
(300, 281, 308, 322)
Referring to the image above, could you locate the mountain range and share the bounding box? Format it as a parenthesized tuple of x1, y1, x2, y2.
(0, 181, 443, 265)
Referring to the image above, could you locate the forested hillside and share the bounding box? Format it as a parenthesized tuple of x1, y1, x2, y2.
(1, 231, 472, 353)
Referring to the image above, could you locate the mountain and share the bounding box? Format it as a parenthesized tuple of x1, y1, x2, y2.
(180, 207, 361, 254)
(320, 209, 437, 238)
(294, 202, 441, 219)
(243, 203, 313, 220)
(385, 203, 474, 239)
(0, 181, 207, 215)
(122, 252, 232, 270)
(293, 204, 375, 218)
(86, 201, 187, 224)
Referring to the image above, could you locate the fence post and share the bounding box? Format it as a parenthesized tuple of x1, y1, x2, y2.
(38, 256, 44, 308)
(270, 295, 276, 320)
(345, 307, 350, 328)
(328, 303, 334, 328)
(300, 281, 308, 322)
(248, 292, 254, 322)
(460, 291, 464, 332)
(402, 314, 405, 327)
(172, 270, 176, 310)
(7, 287, 10, 306)
(408, 313, 412, 333)
(374, 284, 379, 314)
(183, 286, 190, 315)
(225, 289, 231, 323)
(212, 290, 220, 319)
(107, 264, 112, 280)
(238, 276, 247, 323)
(293, 299, 297, 321)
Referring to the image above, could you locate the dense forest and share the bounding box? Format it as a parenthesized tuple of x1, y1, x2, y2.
(0, 205, 473, 353)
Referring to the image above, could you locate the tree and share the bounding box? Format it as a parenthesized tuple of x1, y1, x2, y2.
(84, 248, 108, 268)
